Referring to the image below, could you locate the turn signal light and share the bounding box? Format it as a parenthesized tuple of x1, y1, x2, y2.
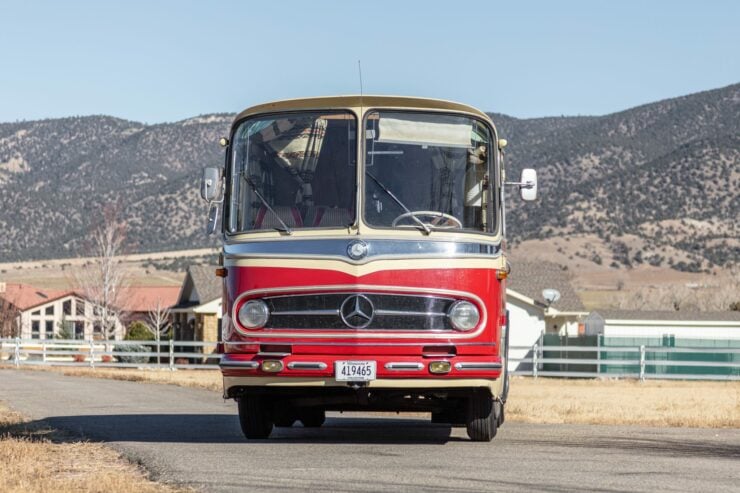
(429, 361, 451, 374)
(261, 360, 284, 373)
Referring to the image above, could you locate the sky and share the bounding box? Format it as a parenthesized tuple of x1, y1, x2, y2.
(1, 0, 739, 123)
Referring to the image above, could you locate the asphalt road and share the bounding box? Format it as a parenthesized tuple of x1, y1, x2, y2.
(1, 369, 738, 492)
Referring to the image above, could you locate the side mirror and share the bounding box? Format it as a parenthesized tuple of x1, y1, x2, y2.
(519, 168, 537, 201)
(201, 167, 223, 202)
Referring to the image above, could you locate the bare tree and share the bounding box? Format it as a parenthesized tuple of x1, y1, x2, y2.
(0, 295, 20, 338)
(145, 297, 172, 364)
(76, 206, 129, 340)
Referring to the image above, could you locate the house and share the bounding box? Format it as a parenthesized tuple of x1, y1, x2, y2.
(0, 282, 125, 340)
(591, 310, 740, 340)
(505, 262, 588, 370)
(118, 286, 181, 323)
(171, 265, 222, 347)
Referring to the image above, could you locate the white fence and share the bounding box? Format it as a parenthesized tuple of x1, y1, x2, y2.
(0, 338, 220, 370)
(508, 344, 740, 381)
(2, 338, 739, 381)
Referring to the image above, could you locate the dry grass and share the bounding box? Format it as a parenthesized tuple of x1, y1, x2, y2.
(0, 403, 186, 493)
(14, 366, 740, 428)
(507, 376, 740, 428)
(44, 366, 223, 392)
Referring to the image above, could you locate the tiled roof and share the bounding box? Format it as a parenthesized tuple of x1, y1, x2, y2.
(597, 310, 740, 322)
(0, 283, 73, 311)
(187, 265, 222, 304)
(506, 261, 586, 312)
(117, 286, 181, 313)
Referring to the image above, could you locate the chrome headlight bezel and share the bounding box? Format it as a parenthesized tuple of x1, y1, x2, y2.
(447, 300, 480, 331)
(237, 299, 270, 330)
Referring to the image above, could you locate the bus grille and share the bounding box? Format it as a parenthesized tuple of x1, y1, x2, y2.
(263, 293, 456, 331)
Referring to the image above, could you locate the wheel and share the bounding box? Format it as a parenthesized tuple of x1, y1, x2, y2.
(391, 210, 463, 229)
(466, 392, 498, 441)
(299, 408, 326, 428)
(237, 396, 273, 439)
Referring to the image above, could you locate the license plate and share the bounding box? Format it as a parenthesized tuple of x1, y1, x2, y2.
(335, 361, 376, 381)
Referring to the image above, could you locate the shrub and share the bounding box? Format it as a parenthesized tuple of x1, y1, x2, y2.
(125, 321, 154, 341)
(114, 344, 150, 364)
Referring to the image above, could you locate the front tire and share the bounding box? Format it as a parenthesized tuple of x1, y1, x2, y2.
(237, 396, 273, 439)
(466, 392, 498, 442)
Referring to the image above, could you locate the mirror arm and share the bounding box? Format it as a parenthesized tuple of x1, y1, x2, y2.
(504, 180, 536, 189)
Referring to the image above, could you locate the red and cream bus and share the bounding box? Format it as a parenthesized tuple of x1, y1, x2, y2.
(201, 96, 536, 441)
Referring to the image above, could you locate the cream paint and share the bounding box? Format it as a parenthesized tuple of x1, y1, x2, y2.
(223, 375, 502, 394)
(224, 256, 505, 276)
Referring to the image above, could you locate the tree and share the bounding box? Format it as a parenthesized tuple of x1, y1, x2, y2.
(145, 297, 172, 365)
(75, 206, 129, 340)
(0, 295, 20, 338)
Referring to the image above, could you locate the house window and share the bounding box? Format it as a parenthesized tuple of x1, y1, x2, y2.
(73, 321, 85, 340)
(45, 320, 54, 339)
(76, 300, 85, 316)
(63, 300, 72, 315)
(31, 321, 40, 338)
(31, 310, 40, 317)
(45, 305, 54, 316)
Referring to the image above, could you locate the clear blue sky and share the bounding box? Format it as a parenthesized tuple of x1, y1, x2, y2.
(1, 0, 738, 123)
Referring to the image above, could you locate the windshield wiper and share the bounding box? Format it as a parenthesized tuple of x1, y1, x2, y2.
(244, 176, 293, 235)
(366, 171, 431, 235)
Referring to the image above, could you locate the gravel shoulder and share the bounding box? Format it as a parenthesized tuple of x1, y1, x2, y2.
(1, 369, 739, 493)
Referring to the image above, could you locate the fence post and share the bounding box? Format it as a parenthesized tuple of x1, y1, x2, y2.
(597, 334, 601, 375)
(639, 345, 646, 381)
(14, 337, 20, 368)
(42, 340, 47, 363)
(89, 339, 95, 369)
(169, 338, 175, 371)
(532, 343, 539, 379)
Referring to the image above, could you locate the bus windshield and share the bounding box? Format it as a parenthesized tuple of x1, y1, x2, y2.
(364, 111, 494, 233)
(227, 111, 357, 233)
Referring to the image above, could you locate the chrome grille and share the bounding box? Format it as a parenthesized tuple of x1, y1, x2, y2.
(263, 293, 455, 331)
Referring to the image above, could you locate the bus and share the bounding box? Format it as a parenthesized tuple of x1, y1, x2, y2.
(201, 95, 536, 441)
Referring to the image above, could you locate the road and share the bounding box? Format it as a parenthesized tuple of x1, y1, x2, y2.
(1, 369, 738, 492)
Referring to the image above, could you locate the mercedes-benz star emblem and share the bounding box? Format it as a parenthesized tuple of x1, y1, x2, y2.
(340, 294, 374, 329)
(347, 240, 368, 260)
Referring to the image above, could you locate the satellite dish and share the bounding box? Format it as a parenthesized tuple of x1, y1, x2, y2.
(542, 288, 561, 305)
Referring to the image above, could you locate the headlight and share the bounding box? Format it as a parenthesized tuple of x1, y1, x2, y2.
(238, 300, 270, 329)
(448, 300, 480, 331)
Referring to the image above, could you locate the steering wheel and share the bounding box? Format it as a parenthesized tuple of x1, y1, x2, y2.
(391, 211, 463, 229)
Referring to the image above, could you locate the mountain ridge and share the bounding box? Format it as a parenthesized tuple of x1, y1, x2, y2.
(1, 83, 738, 270)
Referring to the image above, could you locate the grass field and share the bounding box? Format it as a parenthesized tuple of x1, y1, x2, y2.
(0, 403, 184, 493)
(28, 367, 740, 429)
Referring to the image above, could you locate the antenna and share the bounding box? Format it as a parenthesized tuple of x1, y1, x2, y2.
(357, 60, 364, 96)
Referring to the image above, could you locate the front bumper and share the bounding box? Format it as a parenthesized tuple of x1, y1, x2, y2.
(221, 353, 503, 397)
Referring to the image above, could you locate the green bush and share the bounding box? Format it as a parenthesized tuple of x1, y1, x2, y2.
(125, 321, 154, 341)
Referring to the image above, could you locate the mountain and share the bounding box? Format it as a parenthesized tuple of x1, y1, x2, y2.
(0, 114, 231, 260)
(491, 82, 740, 271)
(0, 84, 738, 270)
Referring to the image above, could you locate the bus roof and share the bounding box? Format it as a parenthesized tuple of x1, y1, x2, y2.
(233, 95, 493, 125)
